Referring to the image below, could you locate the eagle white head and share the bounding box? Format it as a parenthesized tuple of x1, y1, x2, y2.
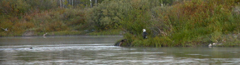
(143, 29, 146, 32)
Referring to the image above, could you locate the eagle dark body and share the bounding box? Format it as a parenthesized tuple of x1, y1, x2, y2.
(143, 32, 147, 39)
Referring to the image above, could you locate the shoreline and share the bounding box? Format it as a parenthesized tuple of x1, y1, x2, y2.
(0, 34, 123, 37)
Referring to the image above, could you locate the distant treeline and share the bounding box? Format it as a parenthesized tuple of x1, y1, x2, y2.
(0, 0, 106, 16)
(0, 0, 106, 36)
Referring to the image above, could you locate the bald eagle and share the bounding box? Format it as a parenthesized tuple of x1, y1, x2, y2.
(143, 29, 147, 39)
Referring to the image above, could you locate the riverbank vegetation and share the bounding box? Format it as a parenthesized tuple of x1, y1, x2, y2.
(1, 0, 240, 47)
(0, 0, 106, 36)
(123, 0, 240, 47)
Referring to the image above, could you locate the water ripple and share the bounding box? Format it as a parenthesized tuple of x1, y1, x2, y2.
(1, 44, 122, 52)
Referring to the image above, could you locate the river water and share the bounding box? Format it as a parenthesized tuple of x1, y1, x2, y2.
(0, 35, 240, 65)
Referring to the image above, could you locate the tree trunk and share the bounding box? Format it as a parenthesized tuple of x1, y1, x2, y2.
(72, 0, 73, 6)
(59, 0, 62, 8)
(95, 0, 97, 6)
(90, 0, 92, 7)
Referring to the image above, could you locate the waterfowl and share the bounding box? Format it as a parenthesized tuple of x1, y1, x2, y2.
(1, 27, 8, 31)
(208, 43, 222, 47)
(43, 33, 47, 38)
(208, 43, 212, 47)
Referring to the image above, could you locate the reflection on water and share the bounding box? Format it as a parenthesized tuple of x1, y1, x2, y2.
(1, 36, 240, 65)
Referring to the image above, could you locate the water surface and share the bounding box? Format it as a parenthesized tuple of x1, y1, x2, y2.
(0, 36, 240, 65)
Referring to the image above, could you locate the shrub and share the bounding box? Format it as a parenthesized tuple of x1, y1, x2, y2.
(86, 0, 132, 31)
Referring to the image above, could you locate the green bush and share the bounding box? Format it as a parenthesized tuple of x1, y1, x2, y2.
(86, 0, 131, 31)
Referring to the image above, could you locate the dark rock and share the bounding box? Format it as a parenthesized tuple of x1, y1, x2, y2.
(114, 39, 129, 46)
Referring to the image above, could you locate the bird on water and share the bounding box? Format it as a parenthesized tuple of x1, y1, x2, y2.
(43, 33, 48, 38)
